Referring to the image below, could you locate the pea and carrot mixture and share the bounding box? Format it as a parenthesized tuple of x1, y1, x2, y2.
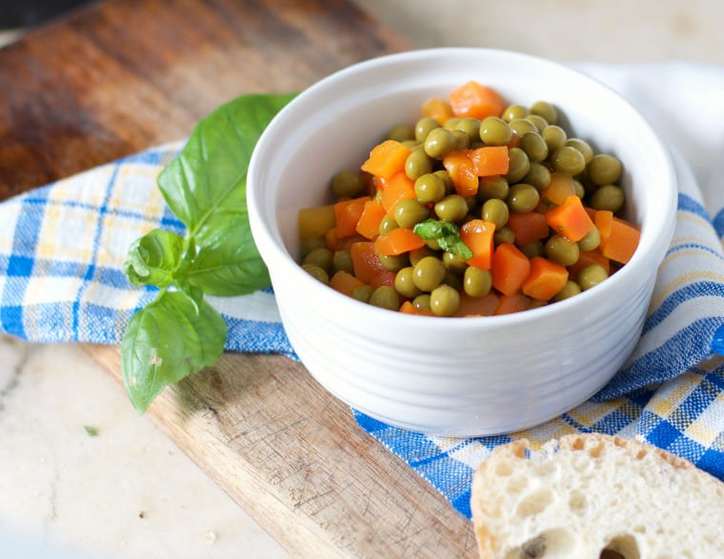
(298, 81, 640, 317)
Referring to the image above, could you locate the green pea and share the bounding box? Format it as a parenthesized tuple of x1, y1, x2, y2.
(520, 132, 549, 163)
(509, 118, 537, 138)
(520, 241, 544, 259)
(542, 125, 567, 152)
(552, 146, 586, 175)
(577, 264, 608, 290)
(414, 117, 439, 142)
(545, 235, 580, 266)
(430, 285, 461, 316)
(479, 117, 513, 146)
(589, 154, 622, 186)
(378, 215, 398, 236)
(405, 148, 433, 180)
(386, 123, 415, 142)
(450, 130, 470, 150)
(410, 246, 434, 266)
(578, 228, 601, 252)
(434, 195, 469, 222)
(302, 264, 329, 284)
(572, 179, 585, 198)
(425, 238, 441, 250)
(300, 236, 326, 257)
(507, 183, 540, 213)
(351, 285, 373, 302)
(443, 251, 468, 272)
(482, 198, 509, 228)
(565, 138, 594, 164)
(331, 170, 364, 198)
(525, 163, 551, 191)
(455, 118, 481, 143)
(463, 267, 492, 297)
(502, 104, 528, 122)
(413, 256, 446, 292)
(423, 127, 455, 159)
(369, 286, 400, 311)
(478, 176, 509, 200)
(378, 253, 408, 272)
(333, 250, 353, 273)
(526, 114, 548, 132)
(553, 280, 581, 301)
(303, 247, 333, 272)
(413, 294, 432, 312)
(394, 199, 429, 228)
(591, 185, 625, 212)
(394, 267, 421, 299)
(434, 170, 453, 192)
(506, 148, 530, 183)
(530, 101, 558, 124)
(415, 173, 446, 204)
(494, 226, 516, 245)
(443, 117, 461, 130)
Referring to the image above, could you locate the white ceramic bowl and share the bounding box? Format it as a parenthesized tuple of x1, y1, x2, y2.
(247, 48, 676, 436)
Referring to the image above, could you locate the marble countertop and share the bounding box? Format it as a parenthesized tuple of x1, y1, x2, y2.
(2, 1, 722, 557)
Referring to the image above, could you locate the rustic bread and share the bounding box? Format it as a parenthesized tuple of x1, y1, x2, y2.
(471, 434, 724, 558)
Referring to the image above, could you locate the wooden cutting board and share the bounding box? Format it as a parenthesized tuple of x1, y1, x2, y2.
(0, 1, 477, 556)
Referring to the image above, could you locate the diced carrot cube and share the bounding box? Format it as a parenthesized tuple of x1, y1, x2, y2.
(422, 97, 454, 124)
(522, 257, 569, 301)
(595, 210, 614, 241)
(455, 293, 500, 317)
(443, 151, 479, 196)
(495, 293, 531, 315)
(330, 271, 365, 296)
(361, 140, 411, 179)
(325, 227, 338, 251)
(374, 228, 425, 256)
(507, 212, 549, 245)
(492, 243, 531, 296)
(350, 242, 386, 285)
(545, 196, 595, 242)
(600, 217, 640, 264)
(543, 173, 576, 205)
(381, 172, 416, 214)
(449, 81, 505, 119)
(469, 146, 510, 177)
(334, 197, 369, 238)
(355, 200, 387, 240)
(461, 219, 496, 270)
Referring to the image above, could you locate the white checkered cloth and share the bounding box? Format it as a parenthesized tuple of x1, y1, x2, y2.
(1, 63, 722, 518)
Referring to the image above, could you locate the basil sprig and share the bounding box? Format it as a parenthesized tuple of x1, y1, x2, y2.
(413, 219, 473, 259)
(121, 94, 294, 411)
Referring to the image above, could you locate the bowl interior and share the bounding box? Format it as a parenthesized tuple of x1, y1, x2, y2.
(252, 49, 673, 275)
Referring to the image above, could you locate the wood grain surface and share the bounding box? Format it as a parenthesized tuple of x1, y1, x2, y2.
(0, 1, 476, 557)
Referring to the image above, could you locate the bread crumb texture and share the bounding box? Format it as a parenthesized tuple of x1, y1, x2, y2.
(471, 434, 724, 559)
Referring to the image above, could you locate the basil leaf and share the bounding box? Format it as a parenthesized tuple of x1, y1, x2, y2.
(121, 290, 227, 412)
(158, 93, 294, 296)
(413, 219, 473, 260)
(124, 229, 185, 288)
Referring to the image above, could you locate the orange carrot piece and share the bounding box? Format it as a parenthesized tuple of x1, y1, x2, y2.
(298, 205, 336, 241)
(449, 81, 505, 119)
(381, 172, 416, 213)
(422, 97, 454, 124)
(569, 250, 611, 276)
(370, 271, 396, 288)
(374, 228, 425, 256)
(355, 200, 386, 240)
(545, 196, 595, 242)
(507, 212, 549, 245)
(334, 196, 369, 238)
(495, 293, 531, 315)
(600, 218, 640, 264)
(468, 146, 510, 177)
(361, 140, 411, 179)
(400, 301, 417, 314)
(461, 219, 496, 270)
(522, 257, 569, 301)
(325, 227, 338, 251)
(443, 151, 479, 196)
(492, 243, 531, 296)
(456, 293, 500, 317)
(330, 271, 365, 296)
(350, 242, 387, 284)
(543, 173, 576, 205)
(595, 210, 614, 241)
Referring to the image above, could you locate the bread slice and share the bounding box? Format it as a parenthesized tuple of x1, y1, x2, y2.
(471, 434, 724, 559)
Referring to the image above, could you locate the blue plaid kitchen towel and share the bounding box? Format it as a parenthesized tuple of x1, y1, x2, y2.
(1, 64, 723, 518)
